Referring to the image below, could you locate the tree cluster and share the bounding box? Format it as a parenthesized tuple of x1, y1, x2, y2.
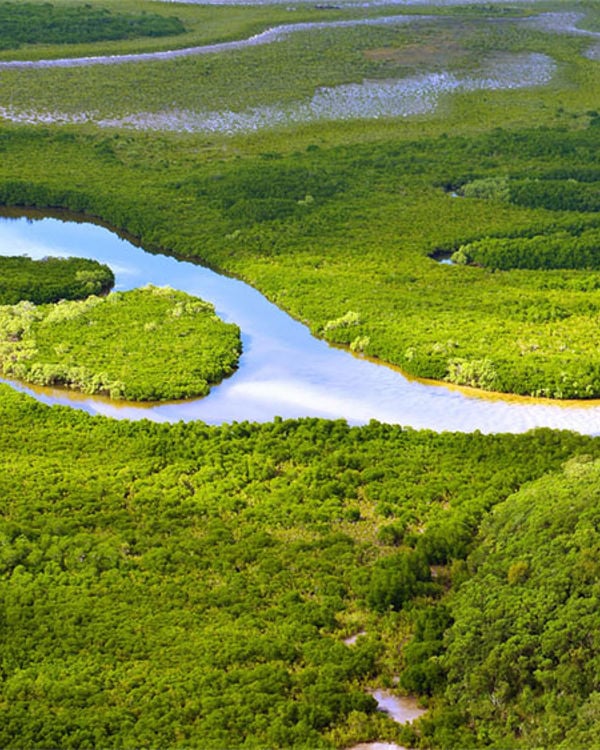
(0, 286, 241, 401)
(0, 2, 185, 50)
(0, 254, 114, 304)
(0, 389, 596, 748)
(414, 456, 600, 748)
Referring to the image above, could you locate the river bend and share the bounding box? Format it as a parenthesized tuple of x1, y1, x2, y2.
(0, 12, 594, 71)
(1, 214, 600, 435)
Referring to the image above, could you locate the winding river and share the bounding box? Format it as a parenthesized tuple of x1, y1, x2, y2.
(2, 211, 600, 435)
(0, 11, 593, 72)
(0, 11, 595, 134)
(0, 15, 434, 69)
(1, 6, 599, 432)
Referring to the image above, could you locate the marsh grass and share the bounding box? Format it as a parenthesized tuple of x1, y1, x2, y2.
(1, 9, 594, 124)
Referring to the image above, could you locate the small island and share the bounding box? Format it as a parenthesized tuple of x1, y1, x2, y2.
(0, 285, 241, 401)
(0, 255, 114, 305)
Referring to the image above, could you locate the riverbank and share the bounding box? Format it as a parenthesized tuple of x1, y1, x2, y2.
(3, 212, 600, 434)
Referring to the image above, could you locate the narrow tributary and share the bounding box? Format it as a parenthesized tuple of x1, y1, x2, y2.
(347, 692, 425, 750)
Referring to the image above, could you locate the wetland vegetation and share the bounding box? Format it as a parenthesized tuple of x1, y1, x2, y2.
(0, 286, 241, 400)
(1, 396, 598, 749)
(2, 0, 600, 748)
(0, 2, 186, 50)
(4, 122, 600, 398)
(0, 254, 113, 304)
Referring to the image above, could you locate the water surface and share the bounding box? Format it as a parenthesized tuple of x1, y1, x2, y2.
(2, 213, 600, 434)
(100, 53, 554, 134)
(0, 11, 588, 73)
(2, 11, 590, 133)
(371, 690, 425, 724)
(0, 52, 556, 133)
(158, 0, 552, 6)
(0, 15, 433, 69)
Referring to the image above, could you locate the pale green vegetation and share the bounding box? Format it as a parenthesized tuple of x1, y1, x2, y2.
(0, 11, 594, 126)
(2, 1, 600, 748)
(0, 286, 241, 400)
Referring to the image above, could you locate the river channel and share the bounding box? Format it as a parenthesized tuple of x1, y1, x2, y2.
(0, 12, 595, 135)
(2, 212, 600, 434)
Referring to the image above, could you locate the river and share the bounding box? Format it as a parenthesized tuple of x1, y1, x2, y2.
(0, 11, 592, 72)
(0, 11, 594, 134)
(2, 212, 600, 434)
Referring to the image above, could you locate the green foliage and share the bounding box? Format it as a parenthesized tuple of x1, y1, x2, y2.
(2, 3, 600, 747)
(0, 254, 114, 304)
(453, 168, 600, 272)
(323, 311, 361, 333)
(399, 604, 452, 696)
(0, 2, 185, 50)
(0, 387, 597, 748)
(419, 456, 600, 748)
(190, 163, 347, 228)
(510, 179, 600, 213)
(0, 286, 241, 400)
(446, 358, 497, 391)
(5, 122, 600, 397)
(460, 176, 509, 201)
(366, 551, 435, 613)
(455, 228, 600, 271)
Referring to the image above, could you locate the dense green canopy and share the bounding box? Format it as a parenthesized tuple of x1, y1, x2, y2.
(4, 124, 600, 398)
(0, 254, 114, 304)
(0, 286, 241, 400)
(2, 0, 600, 746)
(0, 387, 597, 748)
(0, 2, 185, 50)
(414, 457, 600, 748)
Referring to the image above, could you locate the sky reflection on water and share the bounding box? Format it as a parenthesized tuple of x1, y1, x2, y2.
(1, 214, 600, 435)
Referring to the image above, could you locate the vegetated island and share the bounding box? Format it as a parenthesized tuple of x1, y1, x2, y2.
(0, 285, 242, 401)
(4, 123, 600, 400)
(0, 254, 114, 305)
